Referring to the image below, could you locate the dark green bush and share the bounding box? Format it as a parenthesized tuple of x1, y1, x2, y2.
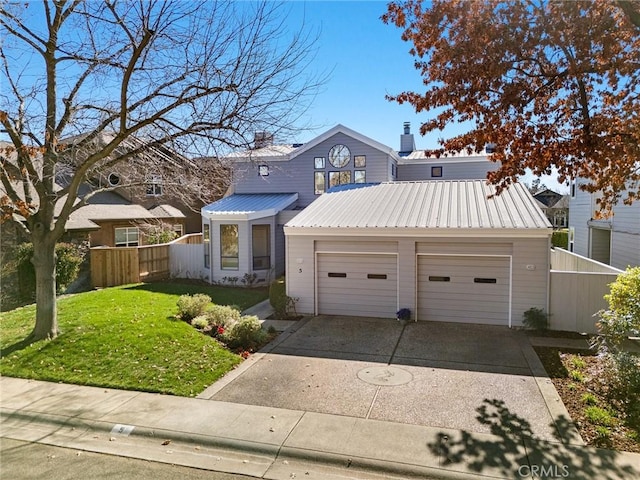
(522, 307, 549, 330)
(176, 293, 211, 321)
(16, 242, 85, 300)
(269, 277, 287, 317)
(551, 230, 569, 249)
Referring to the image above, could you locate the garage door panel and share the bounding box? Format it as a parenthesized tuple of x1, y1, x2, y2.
(417, 255, 510, 324)
(318, 253, 398, 318)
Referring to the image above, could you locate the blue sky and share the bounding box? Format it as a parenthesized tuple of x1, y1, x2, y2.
(283, 0, 568, 192)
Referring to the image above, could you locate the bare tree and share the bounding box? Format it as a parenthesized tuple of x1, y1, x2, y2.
(0, 0, 320, 340)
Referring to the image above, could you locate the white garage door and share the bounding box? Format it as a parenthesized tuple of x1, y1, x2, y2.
(417, 255, 510, 325)
(317, 253, 398, 318)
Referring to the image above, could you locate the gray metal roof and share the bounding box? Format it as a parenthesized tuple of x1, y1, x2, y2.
(286, 181, 551, 230)
(202, 193, 298, 220)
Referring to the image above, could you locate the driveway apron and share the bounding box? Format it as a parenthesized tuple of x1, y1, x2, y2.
(209, 316, 560, 442)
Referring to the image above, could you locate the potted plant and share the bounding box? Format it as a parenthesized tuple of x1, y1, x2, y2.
(396, 308, 412, 322)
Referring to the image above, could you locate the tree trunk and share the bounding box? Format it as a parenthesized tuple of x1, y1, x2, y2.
(30, 236, 58, 340)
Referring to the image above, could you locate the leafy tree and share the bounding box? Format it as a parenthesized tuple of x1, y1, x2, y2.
(0, 0, 319, 340)
(383, 0, 640, 213)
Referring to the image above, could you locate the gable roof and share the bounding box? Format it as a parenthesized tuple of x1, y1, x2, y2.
(224, 124, 400, 163)
(289, 124, 400, 162)
(202, 193, 298, 221)
(285, 181, 551, 236)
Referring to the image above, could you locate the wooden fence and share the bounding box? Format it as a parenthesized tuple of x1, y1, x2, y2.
(90, 234, 202, 288)
(548, 248, 622, 333)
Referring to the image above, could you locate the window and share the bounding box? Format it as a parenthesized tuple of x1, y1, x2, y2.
(258, 165, 269, 176)
(328, 144, 351, 168)
(252, 224, 270, 270)
(115, 227, 139, 247)
(391, 163, 397, 178)
(329, 171, 351, 188)
(428, 276, 450, 282)
(354, 170, 366, 183)
(570, 179, 576, 198)
(314, 171, 325, 195)
(220, 224, 239, 270)
(146, 175, 163, 196)
(354, 155, 366, 168)
(108, 173, 121, 186)
(431, 166, 443, 178)
(314, 157, 325, 169)
(203, 224, 210, 268)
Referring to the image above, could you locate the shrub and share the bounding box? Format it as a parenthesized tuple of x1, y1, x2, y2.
(16, 242, 85, 300)
(522, 307, 549, 330)
(570, 356, 586, 370)
(551, 230, 568, 249)
(205, 304, 242, 328)
(269, 278, 287, 316)
(176, 293, 211, 321)
(569, 369, 585, 382)
(221, 315, 267, 350)
(191, 315, 209, 330)
(584, 406, 616, 427)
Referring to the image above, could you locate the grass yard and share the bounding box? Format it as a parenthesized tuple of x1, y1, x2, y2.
(0, 282, 268, 397)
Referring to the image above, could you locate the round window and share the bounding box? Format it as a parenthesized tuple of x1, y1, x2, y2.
(328, 144, 351, 168)
(107, 173, 121, 186)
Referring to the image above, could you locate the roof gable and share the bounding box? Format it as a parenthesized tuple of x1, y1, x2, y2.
(290, 124, 399, 162)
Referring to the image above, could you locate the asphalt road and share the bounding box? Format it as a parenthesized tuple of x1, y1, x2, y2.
(0, 438, 256, 480)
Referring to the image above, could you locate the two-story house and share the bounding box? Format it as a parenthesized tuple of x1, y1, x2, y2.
(202, 126, 549, 326)
(569, 179, 639, 269)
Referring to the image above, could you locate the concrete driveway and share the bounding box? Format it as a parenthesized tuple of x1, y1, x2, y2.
(204, 316, 561, 442)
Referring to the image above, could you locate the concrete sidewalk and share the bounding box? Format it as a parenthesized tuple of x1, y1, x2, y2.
(1, 376, 639, 480)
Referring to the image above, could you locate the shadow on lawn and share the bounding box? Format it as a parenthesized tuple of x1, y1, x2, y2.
(429, 398, 636, 479)
(1, 337, 37, 358)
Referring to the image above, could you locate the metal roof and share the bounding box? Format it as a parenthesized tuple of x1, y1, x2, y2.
(285, 181, 551, 232)
(202, 193, 298, 220)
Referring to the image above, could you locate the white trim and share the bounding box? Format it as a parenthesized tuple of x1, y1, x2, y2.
(415, 253, 513, 327)
(285, 226, 551, 239)
(314, 251, 399, 316)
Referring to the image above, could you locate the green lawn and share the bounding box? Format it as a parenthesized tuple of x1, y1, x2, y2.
(0, 282, 268, 396)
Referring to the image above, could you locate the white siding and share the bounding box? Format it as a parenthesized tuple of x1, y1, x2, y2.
(510, 238, 550, 327)
(286, 234, 549, 326)
(286, 235, 316, 314)
(569, 183, 592, 256)
(611, 231, 640, 269)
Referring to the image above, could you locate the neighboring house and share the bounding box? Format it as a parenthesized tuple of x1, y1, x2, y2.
(60, 132, 228, 234)
(201, 124, 503, 285)
(533, 189, 569, 228)
(285, 181, 551, 325)
(569, 179, 640, 269)
(70, 191, 186, 247)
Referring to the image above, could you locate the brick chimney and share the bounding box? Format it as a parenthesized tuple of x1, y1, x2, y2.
(253, 131, 274, 149)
